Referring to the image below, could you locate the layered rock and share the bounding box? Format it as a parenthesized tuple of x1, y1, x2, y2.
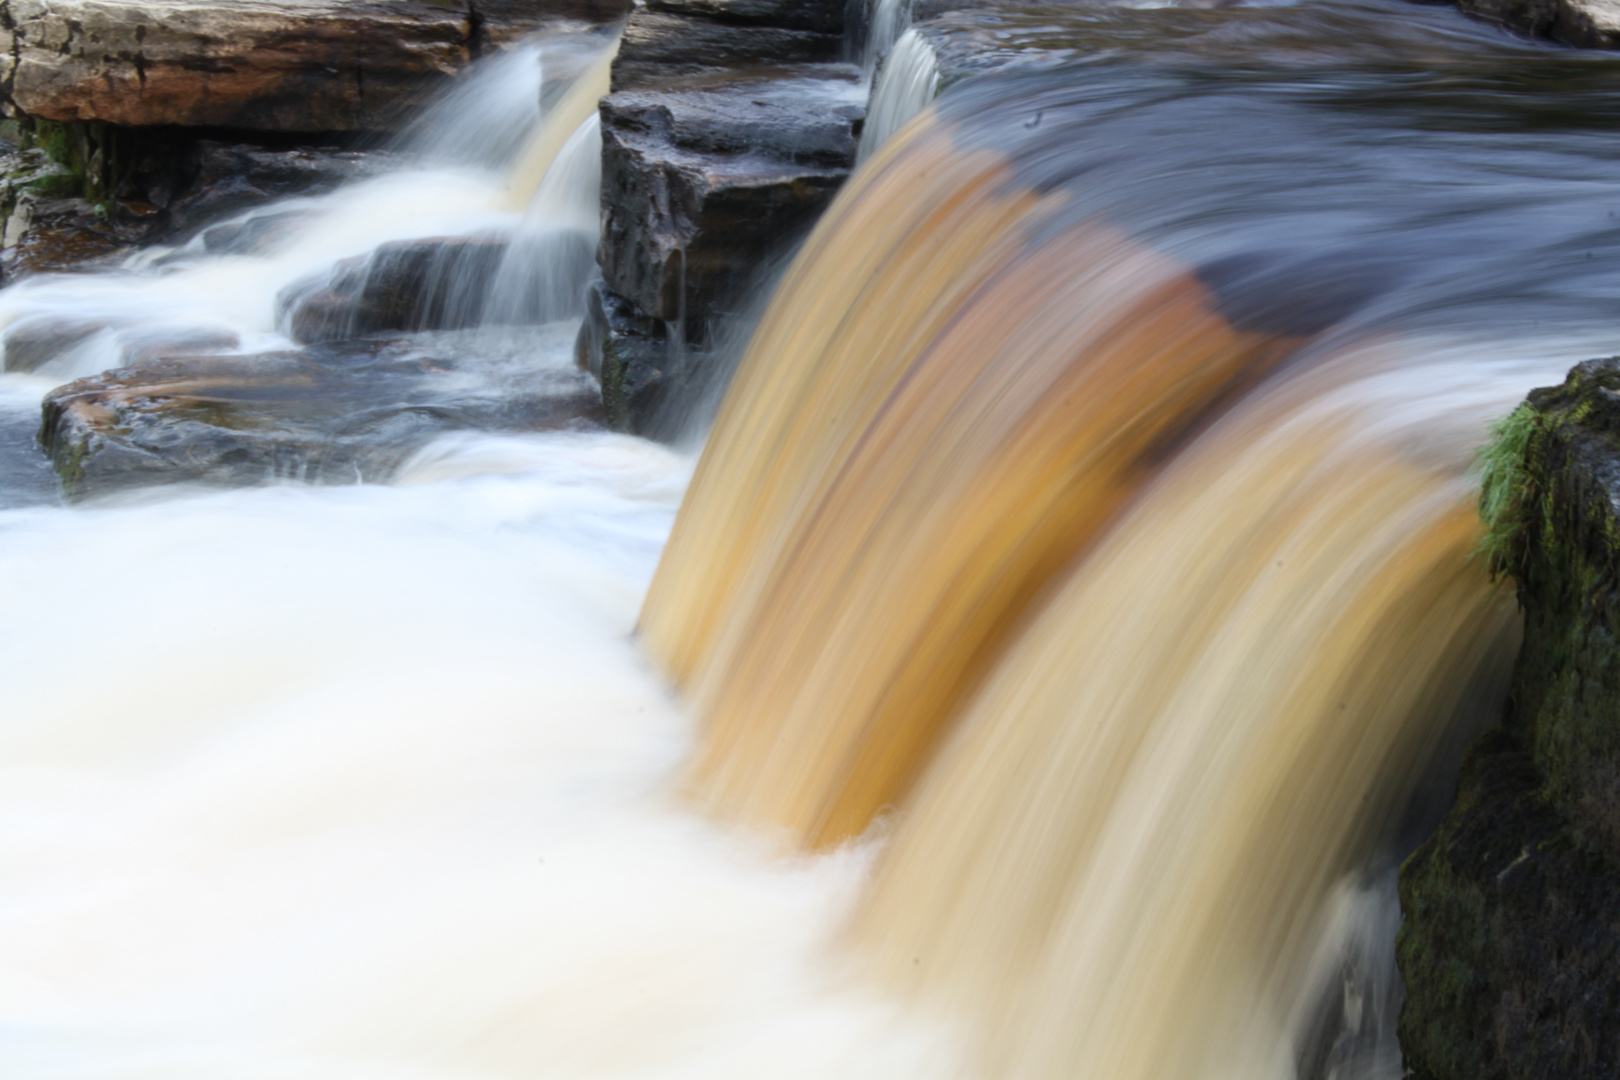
(581, 0, 860, 435)
(0, 0, 632, 132)
(1398, 357, 1620, 1080)
(39, 334, 602, 500)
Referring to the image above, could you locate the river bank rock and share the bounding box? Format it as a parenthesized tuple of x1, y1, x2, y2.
(598, 68, 862, 323)
(0, 0, 631, 132)
(1398, 357, 1620, 1080)
(579, 0, 860, 435)
(39, 334, 602, 500)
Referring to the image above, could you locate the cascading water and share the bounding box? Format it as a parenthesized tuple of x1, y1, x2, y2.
(643, 1, 1620, 1076)
(0, 27, 968, 1080)
(8, 3, 1620, 1080)
(857, 30, 939, 162)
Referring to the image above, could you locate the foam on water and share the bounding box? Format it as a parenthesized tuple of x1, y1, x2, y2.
(0, 420, 968, 1080)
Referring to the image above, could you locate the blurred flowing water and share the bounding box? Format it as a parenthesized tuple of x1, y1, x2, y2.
(6, 3, 1620, 1080)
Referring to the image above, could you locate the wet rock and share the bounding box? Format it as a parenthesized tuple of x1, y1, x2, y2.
(40, 335, 604, 500)
(157, 141, 386, 242)
(197, 210, 316, 257)
(1454, 0, 1620, 49)
(1, 313, 114, 372)
(643, 0, 846, 34)
(278, 236, 513, 344)
(118, 327, 243, 367)
(1399, 729, 1620, 1080)
(598, 68, 863, 322)
(611, 10, 844, 91)
(1, 0, 632, 133)
(0, 197, 127, 276)
(576, 275, 675, 433)
(1399, 357, 1620, 1080)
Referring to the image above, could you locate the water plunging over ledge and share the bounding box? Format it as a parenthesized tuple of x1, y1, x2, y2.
(4, 3, 1620, 1079)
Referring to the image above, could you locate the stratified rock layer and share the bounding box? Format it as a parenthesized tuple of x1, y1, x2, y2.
(1399, 357, 1620, 1080)
(0, 0, 630, 132)
(580, 0, 859, 435)
(40, 336, 602, 499)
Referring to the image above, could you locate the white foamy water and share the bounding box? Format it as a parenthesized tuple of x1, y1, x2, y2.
(0, 30, 970, 1080)
(0, 426, 966, 1080)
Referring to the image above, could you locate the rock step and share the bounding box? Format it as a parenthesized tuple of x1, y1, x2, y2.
(0, 0, 632, 133)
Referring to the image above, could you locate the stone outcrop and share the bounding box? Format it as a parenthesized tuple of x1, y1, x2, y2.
(1453, 0, 1620, 48)
(1398, 358, 1620, 1080)
(598, 70, 862, 324)
(580, 0, 861, 435)
(39, 336, 602, 500)
(0, 0, 632, 132)
(0, 134, 389, 280)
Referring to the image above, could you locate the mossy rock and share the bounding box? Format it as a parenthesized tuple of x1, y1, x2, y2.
(1399, 357, 1620, 1080)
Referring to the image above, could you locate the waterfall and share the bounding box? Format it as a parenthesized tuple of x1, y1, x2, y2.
(10, 3, 1620, 1080)
(850, 355, 1520, 1080)
(639, 10, 1620, 1075)
(857, 31, 940, 164)
(863, 0, 919, 78)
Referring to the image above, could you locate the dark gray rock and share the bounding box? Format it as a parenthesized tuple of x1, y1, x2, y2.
(1454, 0, 1620, 48)
(158, 142, 386, 243)
(278, 236, 513, 344)
(611, 11, 844, 91)
(2, 314, 113, 372)
(1399, 729, 1620, 1080)
(576, 275, 676, 433)
(39, 335, 604, 500)
(598, 68, 862, 322)
(1399, 357, 1620, 1080)
(644, 0, 846, 34)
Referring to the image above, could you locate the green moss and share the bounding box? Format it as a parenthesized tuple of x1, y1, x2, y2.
(1476, 401, 1540, 579)
(17, 118, 132, 212)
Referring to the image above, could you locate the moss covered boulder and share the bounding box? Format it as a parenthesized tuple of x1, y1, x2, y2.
(1398, 357, 1620, 1080)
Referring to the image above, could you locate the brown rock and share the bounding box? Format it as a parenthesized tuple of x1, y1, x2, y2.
(1, 0, 631, 133)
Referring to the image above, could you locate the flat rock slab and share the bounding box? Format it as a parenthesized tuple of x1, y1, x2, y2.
(40, 332, 603, 499)
(0, 0, 631, 131)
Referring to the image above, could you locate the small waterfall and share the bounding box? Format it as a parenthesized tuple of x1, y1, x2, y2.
(403, 43, 546, 171)
(857, 30, 940, 164)
(639, 10, 1620, 1076)
(863, 0, 919, 79)
(0, 27, 620, 375)
(642, 118, 1297, 846)
(849, 356, 1518, 1080)
(482, 114, 604, 326)
(503, 40, 616, 211)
